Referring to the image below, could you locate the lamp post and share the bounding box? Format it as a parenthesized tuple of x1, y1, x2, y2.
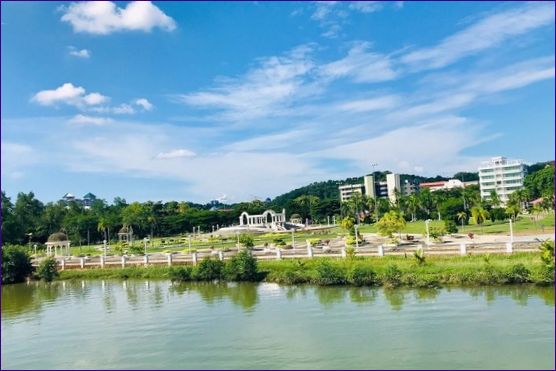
(509, 218, 514, 243)
(143, 237, 148, 256)
(26, 233, 33, 252)
(425, 219, 431, 245)
(103, 239, 107, 257)
(354, 224, 359, 250)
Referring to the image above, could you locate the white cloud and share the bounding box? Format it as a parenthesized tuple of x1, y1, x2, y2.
(179, 45, 317, 121)
(135, 98, 154, 111)
(68, 47, 91, 58)
(155, 149, 197, 159)
(68, 114, 113, 126)
(319, 42, 397, 83)
(1, 142, 36, 180)
(338, 95, 399, 112)
(401, 2, 555, 70)
(348, 2, 383, 14)
(61, 1, 176, 35)
(82, 92, 108, 105)
(32, 83, 108, 107)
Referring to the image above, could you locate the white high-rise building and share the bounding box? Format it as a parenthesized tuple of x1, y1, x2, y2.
(478, 156, 526, 203)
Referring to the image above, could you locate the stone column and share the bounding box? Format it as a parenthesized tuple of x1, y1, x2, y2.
(306, 241, 313, 258)
(80, 258, 85, 269)
(121, 255, 127, 268)
(61, 259, 66, 270)
(378, 245, 384, 257)
(505, 242, 513, 254)
(341, 247, 347, 258)
(144, 254, 149, 266)
(167, 254, 173, 266)
(100, 255, 105, 268)
(218, 251, 224, 261)
(459, 243, 467, 256)
(192, 252, 198, 265)
(276, 249, 282, 260)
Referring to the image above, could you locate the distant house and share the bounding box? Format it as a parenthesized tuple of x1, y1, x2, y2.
(60, 192, 97, 209)
(82, 193, 97, 208)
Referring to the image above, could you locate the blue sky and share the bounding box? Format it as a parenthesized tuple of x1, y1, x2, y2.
(1, 1, 554, 203)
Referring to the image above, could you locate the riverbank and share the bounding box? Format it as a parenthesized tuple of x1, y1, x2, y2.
(57, 253, 554, 287)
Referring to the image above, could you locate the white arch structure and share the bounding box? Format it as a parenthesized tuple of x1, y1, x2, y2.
(239, 209, 286, 230)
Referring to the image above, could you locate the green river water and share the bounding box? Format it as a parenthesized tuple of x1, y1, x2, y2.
(1, 281, 554, 369)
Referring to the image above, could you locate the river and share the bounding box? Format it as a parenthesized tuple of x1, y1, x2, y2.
(1, 281, 554, 369)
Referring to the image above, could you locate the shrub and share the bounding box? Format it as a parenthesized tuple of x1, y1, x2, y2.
(505, 264, 530, 284)
(273, 237, 285, 245)
(36, 257, 58, 282)
(2, 246, 34, 284)
(193, 257, 224, 281)
(169, 266, 193, 282)
(382, 265, 402, 287)
(313, 260, 346, 285)
(427, 226, 446, 242)
(490, 207, 507, 222)
(413, 248, 426, 265)
(539, 240, 554, 270)
(223, 250, 259, 281)
(348, 265, 377, 286)
(345, 246, 357, 259)
(444, 220, 458, 234)
(307, 238, 322, 246)
(238, 234, 255, 249)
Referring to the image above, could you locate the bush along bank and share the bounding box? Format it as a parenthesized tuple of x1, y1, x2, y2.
(56, 248, 555, 288)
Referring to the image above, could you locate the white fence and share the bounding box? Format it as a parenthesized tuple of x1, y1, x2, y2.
(37, 239, 543, 270)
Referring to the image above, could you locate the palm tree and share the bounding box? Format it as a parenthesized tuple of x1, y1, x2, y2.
(406, 194, 420, 222)
(489, 190, 501, 208)
(97, 217, 108, 241)
(457, 211, 467, 231)
(471, 206, 489, 233)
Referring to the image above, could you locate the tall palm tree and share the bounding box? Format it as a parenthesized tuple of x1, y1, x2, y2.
(457, 211, 467, 231)
(489, 190, 501, 208)
(471, 206, 489, 233)
(406, 194, 420, 222)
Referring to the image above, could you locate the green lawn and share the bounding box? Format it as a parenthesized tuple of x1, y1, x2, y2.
(68, 228, 343, 256)
(358, 214, 554, 235)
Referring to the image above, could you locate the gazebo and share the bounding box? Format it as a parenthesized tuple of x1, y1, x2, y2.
(118, 225, 133, 244)
(46, 232, 71, 256)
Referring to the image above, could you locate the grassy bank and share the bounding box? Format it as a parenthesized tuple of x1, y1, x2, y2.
(358, 214, 554, 235)
(58, 253, 554, 288)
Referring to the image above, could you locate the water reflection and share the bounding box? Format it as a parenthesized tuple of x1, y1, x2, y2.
(2, 281, 554, 318)
(170, 282, 259, 311)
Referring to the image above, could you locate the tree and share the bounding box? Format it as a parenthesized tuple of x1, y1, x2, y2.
(524, 165, 554, 199)
(488, 190, 501, 208)
(2, 246, 33, 284)
(294, 195, 320, 222)
(457, 211, 468, 230)
(471, 206, 489, 232)
(121, 202, 150, 236)
(405, 194, 420, 222)
(376, 211, 406, 238)
(1, 192, 20, 244)
(418, 188, 435, 218)
(238, 233, 254, 249)
(340, 217, 355, 236)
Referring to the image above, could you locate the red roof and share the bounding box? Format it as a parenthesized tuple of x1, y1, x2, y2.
(419, 181, 446, 188)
